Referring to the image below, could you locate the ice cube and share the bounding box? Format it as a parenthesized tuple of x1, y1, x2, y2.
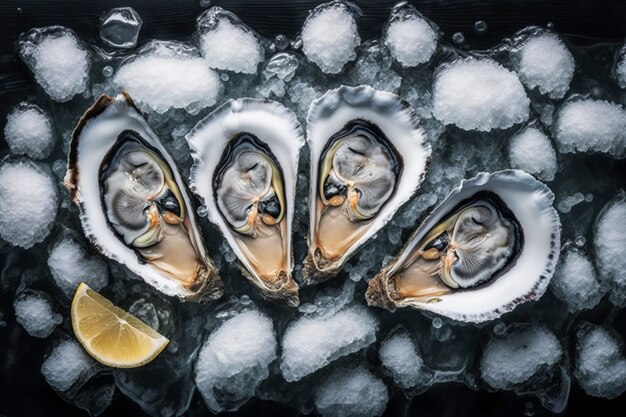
(195, 309, 277, 412)
(301, 1, 361, 74)
(383, 2, 437, 67)
(513, 31, 574, 99)
(594, 191, 626, 306)
(348, 41, 402, 94)
(197, 7, 264, 74)
(99, 7, 143, 49)
(4, 102, 55, 160)
(47, 235, 109, 298)
(17, 26, 90, 102)
(264, 52, 299, 81)
(508, 126, 557, 181)
(42, 339, 98, 392)
(480, 325, 562, 389)
(0, 159, 58, 248)
(314, 366, 388, 417)
(114, 41, 222, 114)
(551, 247, 603, 312)
(575, 323, 626, 399)
(13, 289, 62, 338)
(379, 330, 426, 389)
(432, 58, 530, 131)
(280, 306, 378, 382)
(554, 99, 626, 158)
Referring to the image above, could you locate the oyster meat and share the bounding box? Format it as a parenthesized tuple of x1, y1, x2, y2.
(304, 85, 431, 284)
(65, 92, 222, 301)
(366, 170, 561, 322)
(186, 98, 304, 306)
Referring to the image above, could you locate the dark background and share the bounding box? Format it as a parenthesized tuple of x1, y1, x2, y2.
(1, 1, 626, 417)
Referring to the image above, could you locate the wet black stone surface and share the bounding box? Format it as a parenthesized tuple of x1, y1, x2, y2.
(1, 1, 626, 417)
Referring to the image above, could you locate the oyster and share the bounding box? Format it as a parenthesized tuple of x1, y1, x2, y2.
(303, 85, 431, 283)
(65, 92, 222, 301)
(366, 170, 561, 322)
(186, 98, 304, 306)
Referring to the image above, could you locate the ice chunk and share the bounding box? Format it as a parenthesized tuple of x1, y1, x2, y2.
(551, 247, 603, 312)
(348, 41, 402, 94)
(575, 323, 626, 399)
(301, 1, 361, 74)
(13, 289, 62, 338)
(197, 7, 263, 74)
(287, 79, 321, 119)
(42, 339, 97, 392)
(47, 236, 109, 297)
(432, 58, 530, 131)
(315, 366, 388, 417)
(4, 103, 54, 159)
(383, 2, 437, 67)
(18, 26, 90, 102)
(594, 191, 626, 306)
(280, 306, 378, 382)
(616, 44, 626, 88)
(264, 52, 299, 81)
(513, 32, 574, 99)
(114, 41, 222, 114)
(480, 326, 562, 389)
(508, 127, 557, 181)
(379, 330, 425, 389)
(554, 99, 626, 158)
(0, 160, 58, 248)
(99, 7, 143, 49)
(195, 309, 277, 412)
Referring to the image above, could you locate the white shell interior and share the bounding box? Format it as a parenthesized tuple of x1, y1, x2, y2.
(66, 94, 209, 299)
(388, 170, 561, 322)
(306, 85, 431, 270)
(186, 98, 304, 286)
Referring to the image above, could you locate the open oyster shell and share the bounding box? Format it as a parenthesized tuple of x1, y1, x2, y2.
(186, 98, 304, 306)
(366, 170, 561, 322)
(303, 85, 431, 284)
(65, 92, 222, 302)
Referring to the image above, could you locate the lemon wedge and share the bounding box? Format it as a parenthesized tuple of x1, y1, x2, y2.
(71, 282, 169, 368)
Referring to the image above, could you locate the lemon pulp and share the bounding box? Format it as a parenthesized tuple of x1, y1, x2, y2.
(71, 282, 169, 368)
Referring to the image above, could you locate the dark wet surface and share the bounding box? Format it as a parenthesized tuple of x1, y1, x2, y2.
(1, 1, 626, 417)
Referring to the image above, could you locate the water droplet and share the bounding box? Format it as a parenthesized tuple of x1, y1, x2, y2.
(452, 32, 465, 45)
(199, 0, 211, 7)
(585, 193, 594, 202)
(434, 324, 452, 342)
(197, 205, 208, 217)
(17, 7, 23, 14)
(102, 66, 113, 77)
(274, 34, 289, 51)
(575, 236, 586, 247)
(474, 20, 488, 33)
(220, 73, 229, 82)
(167, 340, 179, 353)
(493, 321, 506, 335)
(432, 317, 443, 329)
(240, 295, 251, 305)
(546, 22, 554, 29)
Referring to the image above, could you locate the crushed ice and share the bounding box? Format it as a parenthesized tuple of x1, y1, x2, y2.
(2, 1, 626, 416)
